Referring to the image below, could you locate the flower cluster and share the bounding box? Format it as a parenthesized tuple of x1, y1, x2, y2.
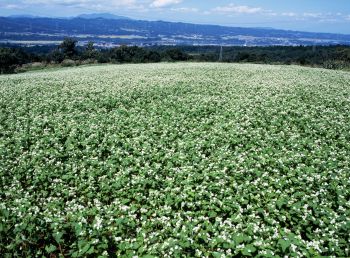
(0, 63, 349, 257)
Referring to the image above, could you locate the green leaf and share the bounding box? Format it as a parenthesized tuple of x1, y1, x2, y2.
(80, 243, 91, 254)
(86, 246, 95, 254)
(74, 223, 82, 236)
(53, 231, 64, 243)
(242, 244, 256, 256)
(278, 239, 291, 253)
(45, 244, 57, 253)
(233, 234, 246, 245)
(212, 252, 224, 258)
(276, 198, 286, 209)
(209, 211, 217, 218)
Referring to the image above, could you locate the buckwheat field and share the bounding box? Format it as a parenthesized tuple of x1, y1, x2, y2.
(1, 63, 349, 257)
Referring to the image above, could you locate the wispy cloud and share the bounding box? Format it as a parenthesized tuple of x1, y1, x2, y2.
(22, 0, 140, 9)
(171, 7, 198, 13)
(318, 18, 338, 23)
(303, 12, 323, 18)
(150, 0, 182, 8)
(299, 12, 350, 23)
(281, 12, 298, 17)
(213, 3, 263, 14)
(0, 4, 24, 9)
(210, 3, 350, 24)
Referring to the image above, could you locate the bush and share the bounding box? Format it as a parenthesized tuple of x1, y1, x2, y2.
(163, 48, 190, 61)
(97, 54, 109, 63)
(147, 51, 161, 63)
(0, 48, 21, 74)
(61, 59, 76, 67)
(15, 62, 44, 73)
(30, 62, 46, 68)
(46, 49, 65, 64)
(80, 59, 97, 65)
(322, 60, 349, 70)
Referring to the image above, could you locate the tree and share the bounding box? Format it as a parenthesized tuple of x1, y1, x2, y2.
(60, 38, 77, 59)
(0, 48, 30, 74)
(109, 45, 147, 63)
(86, 41, 95, 52)
(147, 51, 161, 62)
(0, 48, 17, 74)
(83, 41, 97, 59)
(47, 49, 65, 63)
(163, 48, 189, 61)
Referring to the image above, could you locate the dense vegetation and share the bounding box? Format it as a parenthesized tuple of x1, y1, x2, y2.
(1, 63, 349, 257)
(1, 38, 350, 74)
(173, 45, 350, 69)
(0, 47, 41, 74)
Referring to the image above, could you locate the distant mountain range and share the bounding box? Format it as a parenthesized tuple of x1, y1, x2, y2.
(8, 14, 40, 18)
(77, 13, 131, 20)
(1, 13, 350, 47)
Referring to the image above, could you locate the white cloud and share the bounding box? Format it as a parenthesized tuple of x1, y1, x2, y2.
(281, 12, 298, 17)
(1, 4, 24, 9)
(318, 18, 338, 23)
(301, 12, 349, 22)
(22, 0, 139, 9)
(213, 3, 263, 14)
(150, 0, 182, 8)
(303, 12, 323, 18)
(267, 12, 278, 16)
(171, 7, 198, 13)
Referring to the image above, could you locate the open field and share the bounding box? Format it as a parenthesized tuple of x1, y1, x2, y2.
(1, 63, 350, 257)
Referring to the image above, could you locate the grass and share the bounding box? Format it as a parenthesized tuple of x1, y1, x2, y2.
(1, 63, 350, 257)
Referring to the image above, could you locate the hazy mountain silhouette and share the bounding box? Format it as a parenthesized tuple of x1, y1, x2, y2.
(77, 13, 131, 20)
(1, 14, 350, 46)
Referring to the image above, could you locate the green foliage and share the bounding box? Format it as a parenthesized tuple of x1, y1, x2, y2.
(60, 37, 78, 59)
(0, 47, 31, 74)
(163, 48, 190, 61)
(83, 42, 98, 60)
(156, 45, 350, 68)
(61, 59, 76, 67)
(0, 63, 350, 257)
(47, 49, 65, 64)
(2, 44, 350, 74)
(108, 45, 161, 64)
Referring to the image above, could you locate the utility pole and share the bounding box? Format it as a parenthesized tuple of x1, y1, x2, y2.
(219, 46, 223, 62)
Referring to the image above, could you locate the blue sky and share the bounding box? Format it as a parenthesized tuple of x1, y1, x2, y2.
(1, 0, 350, 34)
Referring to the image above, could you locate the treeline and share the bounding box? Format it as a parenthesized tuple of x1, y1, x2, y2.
(176, 45, 350, 69)
(1, 38, 350, 74)
(0, 38, 191, 74)
(42, 39, 190, 64)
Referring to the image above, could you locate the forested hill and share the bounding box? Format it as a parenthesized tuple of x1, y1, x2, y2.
(1, 15, 350, 46)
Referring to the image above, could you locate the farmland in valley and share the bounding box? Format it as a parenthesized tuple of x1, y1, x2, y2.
(1, 63, 349, 257)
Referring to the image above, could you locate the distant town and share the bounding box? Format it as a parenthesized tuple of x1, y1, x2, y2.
(1, 14, 350, 47)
